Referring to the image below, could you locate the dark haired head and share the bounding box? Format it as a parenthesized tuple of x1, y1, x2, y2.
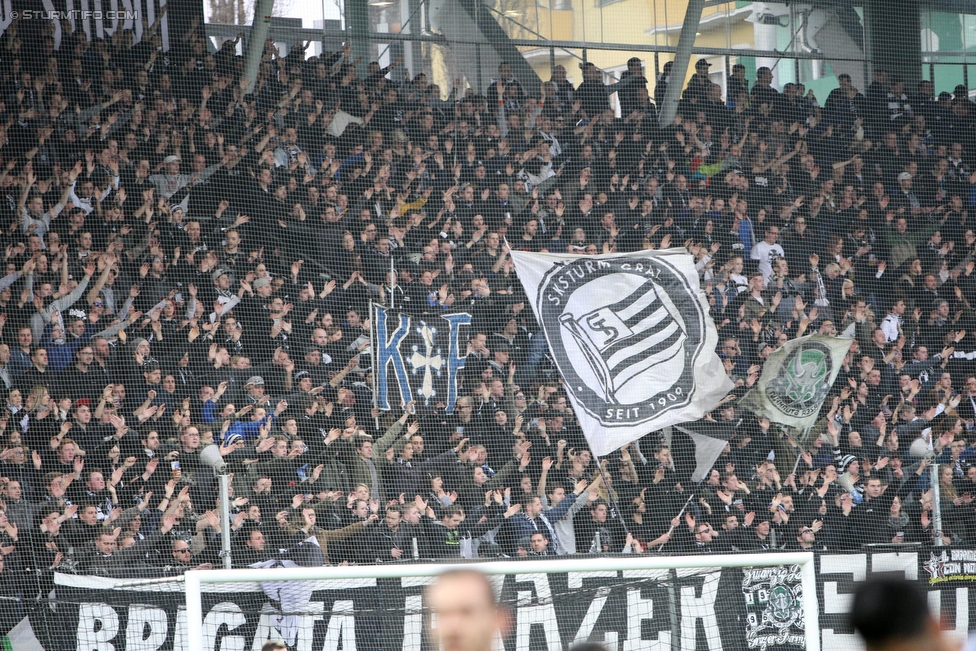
(848, 577, 931, 649)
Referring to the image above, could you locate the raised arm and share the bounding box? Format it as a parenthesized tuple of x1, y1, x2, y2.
(16, 169, 33, 218)
(85, 258, 114, 306)
(494, 81, 509, 138)
(44, 262, 94, 322)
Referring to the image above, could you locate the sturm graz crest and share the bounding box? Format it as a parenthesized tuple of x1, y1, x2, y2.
(767, 341, 833, 419)
(766, 585, 800, 626)
(537, 256, 706, 427)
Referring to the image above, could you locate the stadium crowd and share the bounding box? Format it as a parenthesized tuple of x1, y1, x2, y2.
(0, 8, 975, 597)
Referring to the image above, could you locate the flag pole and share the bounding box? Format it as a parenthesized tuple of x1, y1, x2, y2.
(791, 450, 803, 477)
(370, 302, 380, 430)
(667, 489, 699, 536)
(595, 455, 632, 538)
(786, 427, 813, 475)
(790, 427, 811, 476)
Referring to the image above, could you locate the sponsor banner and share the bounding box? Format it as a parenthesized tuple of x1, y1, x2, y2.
(510, 248, 733, 457)
(922, 548, 976, 585)
(11, 551, 976, 650)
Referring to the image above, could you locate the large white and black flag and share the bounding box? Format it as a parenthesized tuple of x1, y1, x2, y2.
(510, 248, 733, 456)
(371, 304, 472, 412)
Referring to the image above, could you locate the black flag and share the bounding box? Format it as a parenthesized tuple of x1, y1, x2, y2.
(666, 421, 733, 484)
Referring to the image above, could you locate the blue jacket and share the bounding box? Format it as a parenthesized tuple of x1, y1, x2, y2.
(224, 413, 278, 441)
(42, 323, 95, 372)
(507, 493, 580, 553)
(202, 400, 219, 423)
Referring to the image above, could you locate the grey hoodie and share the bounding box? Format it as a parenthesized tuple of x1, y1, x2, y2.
(540, 489, 591, 555)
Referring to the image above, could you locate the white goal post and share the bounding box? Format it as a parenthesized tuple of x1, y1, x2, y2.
(185, 552, 820, 651)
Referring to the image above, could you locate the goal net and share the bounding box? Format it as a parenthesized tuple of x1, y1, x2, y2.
(177, 553, 819, 651)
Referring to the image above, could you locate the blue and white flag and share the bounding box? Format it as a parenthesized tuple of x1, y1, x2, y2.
(371, 305, 471, 412)
(510, 248, 733, 457)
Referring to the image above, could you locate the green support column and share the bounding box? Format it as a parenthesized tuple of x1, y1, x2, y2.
(345, 0, 371, 73)
(658, 0, 705, 127)
(242, 0, 275, 95)
(865, 0, 921, 86)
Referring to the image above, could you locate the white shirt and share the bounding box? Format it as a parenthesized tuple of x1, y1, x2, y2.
(880, 313, 902, 342)
(750, 241, 784, 279)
